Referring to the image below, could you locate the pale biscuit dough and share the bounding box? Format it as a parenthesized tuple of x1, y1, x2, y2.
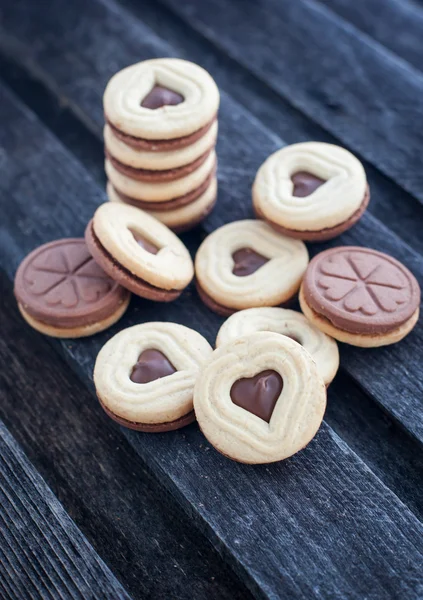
(253, 142, 367, 231)
(93, 203, 194, 290)
(195, 220, 309, 310)
(216, 307, 339, 385)
(107, 178, 217, 230)
(18, 296, 130, 339)
(299, 286, 420, 348)
(104, 121, 218, 170)
(194, 332, 326, 464)
(104, 58, 220, 139)
(105, 150, 216, 202)
(94, 322, 213, 424)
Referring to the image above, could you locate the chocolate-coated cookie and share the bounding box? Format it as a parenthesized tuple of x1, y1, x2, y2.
(300, 246, 420, 347)
(14, 238, 130, 338)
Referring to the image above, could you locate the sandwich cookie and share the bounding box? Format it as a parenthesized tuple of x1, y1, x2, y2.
(108, 178, 217, 233)
(94, 322, 213, 431)
(104, 58, 219, 144)
(194, 332, 327, 464)
(85, 203, 194, 301)
(216, 308, 339, 386)
(253, 142, 369, 241)
(300, 246, 420, 347)
(14, 238, 130, 338)
(195, 220, 309, 316)
(103, 120, 218, 171)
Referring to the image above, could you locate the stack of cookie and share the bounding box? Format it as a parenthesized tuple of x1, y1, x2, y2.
(103, 58, 220, 233)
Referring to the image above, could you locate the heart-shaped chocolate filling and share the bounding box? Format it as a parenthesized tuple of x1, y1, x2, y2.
(291, 171, 325, 197)
(129, 229, 159, 254)
(130, 349, 176, 384)
(141, 85, 184, 109)
(232, 248, 269, 277)
(230, 370, 283, 423)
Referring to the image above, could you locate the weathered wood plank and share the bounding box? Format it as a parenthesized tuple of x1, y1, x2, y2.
(3, 0, 423, 257)
(0, 271, 251, 600)
(1, 55, 421, 525)
(319, 0, 423, 72)
(0, 79, 422, 600)
(153, 0, 423, 206)
(0, 422, 130, 599)
(0, 0, 422, 441)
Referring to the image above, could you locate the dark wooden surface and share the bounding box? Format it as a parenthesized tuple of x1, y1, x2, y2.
(0, 418, 129, 599)
(0, 0, 422, 598)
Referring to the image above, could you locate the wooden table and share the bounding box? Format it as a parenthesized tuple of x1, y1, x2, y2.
(0, 0, 422, 598)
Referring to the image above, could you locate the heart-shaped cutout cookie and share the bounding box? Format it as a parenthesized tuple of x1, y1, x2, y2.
(230, 370, 283, 423)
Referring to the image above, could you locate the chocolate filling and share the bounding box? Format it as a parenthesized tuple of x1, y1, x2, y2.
(230, 370, 283, 423)
(129, 229, 159, 254)
(130, 349, 176, 383)
(105, 147, 211, 182)
(141, 85, 184, 109)
(105, 116, 217, 152)
(232, 248, 269, 277)
(291, 171, 325, 197)
(111, 165, 216, 211)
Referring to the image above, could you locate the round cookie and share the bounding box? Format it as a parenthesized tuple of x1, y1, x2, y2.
(216, 308, 339, 386)
(85, 203, 194, 301)
(195, 220, 309, 316)
(253, 142, 369, 241)
(14, 239, 130, 338)
(105, 150, 216, 202)
(103, 121, 218, 170)
(108, 178, 217, 233)
(299, 246, 420, 347)
(194, 331, 327, 464)
(104, 58, 220, 141)
(94, 322, 213, 431)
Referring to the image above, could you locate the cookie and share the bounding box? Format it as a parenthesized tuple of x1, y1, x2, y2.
(108, 178, 217, 233)
(253, 142, 369, 241)
(105, 150, 216, 202)
(14, 239, 130, 338)
(216, 308, 339, 386)
(105, 146, 212, 182)
(299, 246, 420, 347)
(85, 203, 194, 301)
(194, 331, 327, 464)
(195, 220, 309, 316)
(103, 58, 219, 142)
(94, 322, 213, 431)
(103, 120, 218, 170)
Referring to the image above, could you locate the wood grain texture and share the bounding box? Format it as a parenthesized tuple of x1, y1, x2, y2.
(319, 0, 423, 72)
(0, 82, 422, 599)
(0, 271, 252, 600)
(0, 0, 421, 441)
(127, 0, 423, 256)
(0, 16, 421, 527)
(0, 422, 130, 599)
(154, 0, 423, 206)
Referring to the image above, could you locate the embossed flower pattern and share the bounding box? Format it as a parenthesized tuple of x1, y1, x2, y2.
(25, 244, 112, 308)
(317, 252, 409, 315)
